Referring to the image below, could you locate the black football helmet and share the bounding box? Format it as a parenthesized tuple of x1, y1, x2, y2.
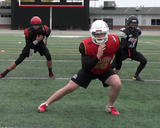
(126, 15, 138, 30)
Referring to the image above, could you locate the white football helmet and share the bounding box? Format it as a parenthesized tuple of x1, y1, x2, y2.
(90, 20, 109, 45)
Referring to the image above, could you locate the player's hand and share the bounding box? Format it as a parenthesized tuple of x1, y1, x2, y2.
(97, 43, 106, 60)
(113, 68, 119, 74)
(128, 38, 135, 43)
(44, 39, 47, 45)
(36, 35, 44, 42)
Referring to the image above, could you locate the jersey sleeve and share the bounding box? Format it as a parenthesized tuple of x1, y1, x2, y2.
(79, 43, 99, 71)
(79, 42, 86, 55)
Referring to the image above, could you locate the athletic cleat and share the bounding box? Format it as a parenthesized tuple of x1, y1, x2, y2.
(49, 72, 56, 79)
(105, 106, 120, 115)
(132, 76, 144, 81)
(38, 103, 48, 112)
(0, 74, 5, 78)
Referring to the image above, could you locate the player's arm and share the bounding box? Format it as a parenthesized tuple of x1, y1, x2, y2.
(113, 48, 122, 70)
(43, 25, 51, 45)
(79, 43, 99, 71)
(130, 28, 141, 49)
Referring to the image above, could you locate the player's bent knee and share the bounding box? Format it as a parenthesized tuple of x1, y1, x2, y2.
(15, 55, 26, 65)
(112, 79, 121, 89)
(113, 78, 122, 88)
(45, 52, 52, 61)
(106, 74, 122, 88)
(144, 59, 147, 65)
(141, 58, 147, 66)
(46, 55, 51, 61)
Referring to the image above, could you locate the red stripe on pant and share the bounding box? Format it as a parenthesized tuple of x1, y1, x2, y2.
(128, 49, 131, 57)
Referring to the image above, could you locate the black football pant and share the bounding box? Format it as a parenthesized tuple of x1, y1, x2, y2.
(111, 49, 147, 76)
(15, 46, 52, 65)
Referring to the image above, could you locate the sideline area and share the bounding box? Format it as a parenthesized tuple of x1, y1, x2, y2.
(0, 29, 160, 36)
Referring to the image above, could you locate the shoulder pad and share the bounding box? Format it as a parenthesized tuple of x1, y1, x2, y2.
(43, 25, 50, 34)
(137, 27, 141, 32)
(24, 28, 29, 38)
(120, 27, 126, 32)
(118, 31, 127, 38)
(137, 27, 141, 30)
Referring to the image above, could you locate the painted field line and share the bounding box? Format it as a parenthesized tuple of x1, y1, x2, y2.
(1, 77, 160, 82)
(0, 59, 160, 64)
(51, 35, 88, 38)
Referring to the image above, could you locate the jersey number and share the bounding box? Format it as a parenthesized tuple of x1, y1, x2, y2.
(94, 57, 111, 69)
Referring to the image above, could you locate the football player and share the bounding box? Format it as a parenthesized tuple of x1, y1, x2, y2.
(111, 15, 147, 81)
(38, 20, 122, 115)
(0, 16, 55, 79)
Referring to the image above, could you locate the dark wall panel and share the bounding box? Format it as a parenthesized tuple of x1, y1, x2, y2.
(53, 7, 86, 29)
(11, 0, 89, 30)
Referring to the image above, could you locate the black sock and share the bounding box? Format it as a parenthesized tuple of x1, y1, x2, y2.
(48, 68, 52, 73)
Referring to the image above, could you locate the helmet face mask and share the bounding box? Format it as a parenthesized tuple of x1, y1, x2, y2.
(32, 24, 41, 30)
(129, 22, 138, 31)
(30, 16, 42, 30)
(127, 15, 138, 31)
(92, 32, 107, 45)
(90, 20, 109, 45)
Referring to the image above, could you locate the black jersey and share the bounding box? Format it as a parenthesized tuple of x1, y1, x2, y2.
(24, 25, 51, 49)
(119, 27, 141, 50)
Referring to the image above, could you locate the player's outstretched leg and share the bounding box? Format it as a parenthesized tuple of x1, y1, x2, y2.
(38, 80, 79, 112)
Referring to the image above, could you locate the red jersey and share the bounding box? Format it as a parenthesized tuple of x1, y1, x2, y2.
(82, 34, 119, 74)
(24, 25, 50, 39)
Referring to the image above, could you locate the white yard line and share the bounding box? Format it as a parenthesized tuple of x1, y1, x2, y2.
(2, 77, 70, 80)
(51, 35, 87, 38)
(0, 59, 80, 62)
(0, 77, 160, 82)
(0, 59, 160, 64)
